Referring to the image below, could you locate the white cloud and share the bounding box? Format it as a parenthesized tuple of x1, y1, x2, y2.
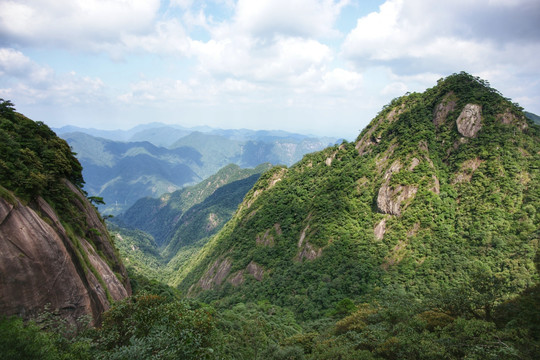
(119, 19, 191, 56)
(0, 47, 51, 82)
(192, 35, 332, 84)
(320, 68, 362, 92)
(341, 0, 540, 114)
(0, 0, 160, 49)
(170, 0, 194, 9)
(343, 0, 540, 76)
(118, 78, 193, 105)
(381, 82, 407, 96)
(235, 0, 349, 39)
(0, 48, 105, 105)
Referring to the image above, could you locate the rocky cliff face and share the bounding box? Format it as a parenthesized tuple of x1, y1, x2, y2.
(0, 183, 131, 325)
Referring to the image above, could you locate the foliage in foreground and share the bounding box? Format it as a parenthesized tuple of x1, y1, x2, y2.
(2, 269, 539, 360)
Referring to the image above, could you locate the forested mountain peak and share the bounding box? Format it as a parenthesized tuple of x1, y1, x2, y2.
(176, 72, 540, 322)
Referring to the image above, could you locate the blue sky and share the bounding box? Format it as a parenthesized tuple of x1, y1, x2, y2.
(1, 0, 539, 139)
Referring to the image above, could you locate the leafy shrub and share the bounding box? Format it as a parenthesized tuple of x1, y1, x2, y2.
(94, 294, 215, 359)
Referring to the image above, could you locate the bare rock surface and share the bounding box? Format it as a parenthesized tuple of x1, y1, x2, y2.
(256, 223, 281, 247)
(228, 261, 265, 286)
(433, 92, 457, 126)
(456, 104, 483, 138)
(374, 218, 387, 240)
(199, 258, 232, 290)
(246, 261, 264, 281)
(376, 161, 418, 216)
(295, 224, 322, 261)
(0, 188, 130, 325)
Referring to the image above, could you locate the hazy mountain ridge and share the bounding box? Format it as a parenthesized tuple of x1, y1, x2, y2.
(55, 123, 335, 148)
(62, 131, 202, 214)
(60, 126, 337, 214)
(175, 73, 540, 321)
(525, 111, 540, 125)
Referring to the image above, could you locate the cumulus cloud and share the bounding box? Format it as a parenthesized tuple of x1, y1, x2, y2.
(0, 48, 105, 105)
(118, 19, 191, 57)
(0, 47, 52, 83)
(320, 68, 362, 92)
(193, 36, 332, 83)
(0, 0, 196, 59)
(235, 0, 349, 39)
(186, 0, 357, 99)
(343, 0, 540, 75)
(0, 0, 161, 49)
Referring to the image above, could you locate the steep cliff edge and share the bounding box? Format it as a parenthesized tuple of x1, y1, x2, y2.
(0, 101, 130, 325)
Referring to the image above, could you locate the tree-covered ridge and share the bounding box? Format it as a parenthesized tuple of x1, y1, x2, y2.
(0, 100, 83, 202)
(0, 99, 90, 235)
(177, 72, 540, 321)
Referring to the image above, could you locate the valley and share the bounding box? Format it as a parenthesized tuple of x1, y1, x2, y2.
(1, 73, 540, 359)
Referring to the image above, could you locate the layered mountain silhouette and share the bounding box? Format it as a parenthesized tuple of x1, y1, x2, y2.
(59, 126, 336, 214)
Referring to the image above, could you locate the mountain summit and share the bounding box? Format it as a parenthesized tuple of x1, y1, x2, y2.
(176, 72, 540, 319)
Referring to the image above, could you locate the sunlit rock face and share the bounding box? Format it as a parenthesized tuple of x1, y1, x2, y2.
(0, 184, 131, 326)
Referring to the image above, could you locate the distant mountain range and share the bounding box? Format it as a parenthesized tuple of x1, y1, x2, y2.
(56, 124, 337, 214)
(54, 123, 335, 148)
(525, 111, 540, 125)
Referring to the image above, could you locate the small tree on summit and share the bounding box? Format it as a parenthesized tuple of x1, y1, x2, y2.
(0, 99, 15, 120)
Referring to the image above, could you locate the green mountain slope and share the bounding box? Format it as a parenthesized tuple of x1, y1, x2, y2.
(110, 163, 273, 287)
(116, 163, 272, 247)
(176, 73, 540, 320)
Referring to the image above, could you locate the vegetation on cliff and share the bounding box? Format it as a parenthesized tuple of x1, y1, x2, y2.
(0, 99, 84, 223)
(0, 100, 130, 325)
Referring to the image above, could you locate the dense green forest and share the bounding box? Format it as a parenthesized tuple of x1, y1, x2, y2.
(2, 257, 539, 359)
(1, 72, 540, 359)
(0, 99, 85, 231)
